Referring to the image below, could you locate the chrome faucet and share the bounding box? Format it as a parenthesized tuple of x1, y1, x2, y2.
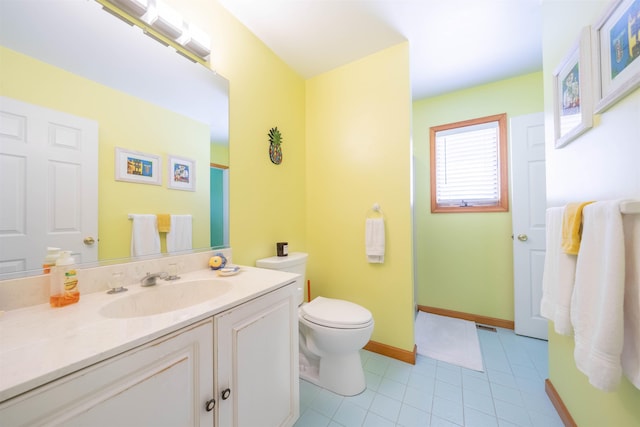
(140, 271, 168, 287)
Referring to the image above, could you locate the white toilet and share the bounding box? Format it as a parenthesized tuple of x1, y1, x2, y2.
(256, 252, 374, 396)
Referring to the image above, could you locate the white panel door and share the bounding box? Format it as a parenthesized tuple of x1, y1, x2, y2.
(0, 96, 98, 275)
(511, 112, 548, 340)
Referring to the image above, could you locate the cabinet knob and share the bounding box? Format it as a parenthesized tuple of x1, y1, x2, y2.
(205, 398, 215, 412)
(221, 388, 231, 400)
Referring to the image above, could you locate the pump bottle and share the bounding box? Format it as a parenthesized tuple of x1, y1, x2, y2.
(49, 251, 80, 307)
(43, 247, 60, 274)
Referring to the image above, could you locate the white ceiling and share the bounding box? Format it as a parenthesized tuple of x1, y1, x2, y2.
(218, 0, 543, 100)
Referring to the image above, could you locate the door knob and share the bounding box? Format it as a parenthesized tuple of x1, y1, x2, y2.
(517, 234, 528, 242)
(83, 236, 96, 245)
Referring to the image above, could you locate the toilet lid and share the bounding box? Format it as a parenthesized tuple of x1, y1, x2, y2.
(301, 296, 373, 328)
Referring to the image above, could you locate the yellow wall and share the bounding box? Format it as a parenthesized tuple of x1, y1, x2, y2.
(157, 2, 413, 351)
(542, 1, 640, 425)
(412, 72, 544, 320)
(305, 43, 414, 351)
(179, 1, 307, 265)
(0, 47, 210, 260)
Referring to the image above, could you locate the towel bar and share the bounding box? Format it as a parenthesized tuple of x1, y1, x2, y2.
(620, 200, 640, 214)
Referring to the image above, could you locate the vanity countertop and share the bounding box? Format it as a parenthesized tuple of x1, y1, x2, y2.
(0, 266, 298, 402)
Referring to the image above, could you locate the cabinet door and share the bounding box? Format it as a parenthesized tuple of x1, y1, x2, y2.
(0, 319, 214, 427)
(215, 284, 299, 427)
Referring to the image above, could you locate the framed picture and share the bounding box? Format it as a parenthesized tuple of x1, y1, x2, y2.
(115, 147, 161, 185)
(594, 0, 640, 113)
(168, 155, 196, 191)
(553, 26, 593, 148)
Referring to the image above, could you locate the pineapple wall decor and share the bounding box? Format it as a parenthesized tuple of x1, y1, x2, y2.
(268, 127, 283, 165)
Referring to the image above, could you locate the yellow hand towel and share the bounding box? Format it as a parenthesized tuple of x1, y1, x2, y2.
(561, 201, 594, 255)
(156, 213, 171, 233)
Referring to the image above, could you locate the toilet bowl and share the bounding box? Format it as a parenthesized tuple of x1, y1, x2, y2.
(298, 296, 374, 396)
(255, 253, 374, 396)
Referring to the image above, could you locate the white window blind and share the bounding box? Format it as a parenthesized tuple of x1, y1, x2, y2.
(434, 120, 500, 207)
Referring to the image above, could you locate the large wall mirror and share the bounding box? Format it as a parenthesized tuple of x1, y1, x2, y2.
(0, 0, 229, 279)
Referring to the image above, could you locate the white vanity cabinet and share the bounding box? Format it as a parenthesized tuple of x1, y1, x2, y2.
(0, 319, 214, 427)
(0, 277, 300, 427)
(215, 283, 299, 427)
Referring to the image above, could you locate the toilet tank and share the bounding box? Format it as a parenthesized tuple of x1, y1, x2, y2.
(256, 252, 308, 304)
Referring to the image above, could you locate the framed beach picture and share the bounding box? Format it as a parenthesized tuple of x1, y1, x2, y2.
(168, 155, 196, 191)
(553, 26, 593, 148)
(594, 0, 640, 112)
(115, 147, 161, 185)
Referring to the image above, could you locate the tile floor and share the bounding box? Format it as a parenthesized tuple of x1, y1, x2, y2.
(295, 326, 564, 427)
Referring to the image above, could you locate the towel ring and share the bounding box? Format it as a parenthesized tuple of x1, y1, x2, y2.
(367, 203, 384, 218)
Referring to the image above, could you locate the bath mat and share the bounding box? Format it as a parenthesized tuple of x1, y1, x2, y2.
(415, 312, 484, 371)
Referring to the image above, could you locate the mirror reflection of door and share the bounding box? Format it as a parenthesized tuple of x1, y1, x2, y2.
(210, 164, 229, 248)
(0, 97, 98, 276)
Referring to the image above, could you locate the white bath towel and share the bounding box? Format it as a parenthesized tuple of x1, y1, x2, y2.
(365, 218, 385, 263)
(167, 214, 193, 253)
(540, 207, 577, 336)
(130, 214, 161, 257)
(571, 201, 626, 391)
(622, 213, 640, 389)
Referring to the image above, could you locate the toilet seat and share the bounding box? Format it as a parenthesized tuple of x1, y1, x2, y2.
(301, 296, 373, 329)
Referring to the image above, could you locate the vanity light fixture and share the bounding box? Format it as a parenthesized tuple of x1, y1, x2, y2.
(144, 0, 183, 40)
(100, 0, 211, 61)
(109, 0, 148, 17)
(181, 22, 211, 59)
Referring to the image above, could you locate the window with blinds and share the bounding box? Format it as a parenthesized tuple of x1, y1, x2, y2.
(429, 113, 509, 213)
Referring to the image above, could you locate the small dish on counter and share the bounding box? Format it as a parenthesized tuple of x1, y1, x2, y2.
(216, 266, 241, 277)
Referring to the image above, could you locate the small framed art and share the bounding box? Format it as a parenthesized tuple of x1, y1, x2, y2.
(168, 155, 196, 191)
(594, 0, 640, 112)
(115, 147, 161, 185)
(553, 26, 593, 148)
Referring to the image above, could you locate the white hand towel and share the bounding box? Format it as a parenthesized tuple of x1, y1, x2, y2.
(571, 201, 625, 391)
(622, 213, 640, 389)
(540, 207, 577, 335)
(167, 214, 193, 253)
(130, 214, 161, 257)
(365, 218, 385, 263)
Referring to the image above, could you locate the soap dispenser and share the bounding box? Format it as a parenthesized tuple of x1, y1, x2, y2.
(49, 251, 80, 307)
(43, 247, 60, 274)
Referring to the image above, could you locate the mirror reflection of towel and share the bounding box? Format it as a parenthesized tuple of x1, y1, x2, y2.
(130, 214, 161, 257)
(157, 214, 171, 233)
(167, 215, 192, 253)
(365, 218, 385, 263)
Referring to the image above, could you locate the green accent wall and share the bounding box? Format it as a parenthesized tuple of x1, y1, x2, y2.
(210, 142, 229, 166)
(413, 72, 544, 321)
(542, 1, 640, 425)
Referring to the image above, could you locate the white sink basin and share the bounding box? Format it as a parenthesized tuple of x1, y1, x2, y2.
(100, 280, 232, 318)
